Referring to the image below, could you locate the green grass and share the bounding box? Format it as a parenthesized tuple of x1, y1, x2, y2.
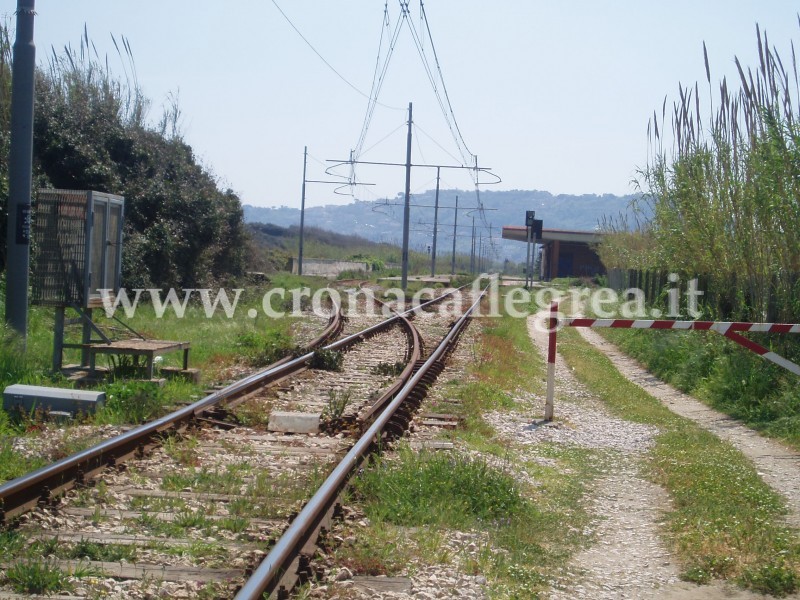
(557, 326, 800, 595)
(0, 275, 332, 483)
(601, 327, 800, 448)
(62, 539, 137, 562)
(339, 308, 601, 598)
(160, 464, 249, 494)
(2, 559, 75, 595)
(355, 447, 525, 528)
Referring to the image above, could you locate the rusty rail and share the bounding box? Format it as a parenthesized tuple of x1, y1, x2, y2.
(0, 287, 469, 522)
(234, 285, 487, 599)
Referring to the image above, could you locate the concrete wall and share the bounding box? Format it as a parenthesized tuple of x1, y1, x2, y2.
(289, 258, 370, 279)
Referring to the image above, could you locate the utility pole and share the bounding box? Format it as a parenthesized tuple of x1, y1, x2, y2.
(401, 102, 413, 289)
(430, 167, 440, 278)
(298, 146, 307, 276)
(525, 210, 536, 288)
(469, 216, 476, 274)
(450, 195, 458, 276)
(5, 0, 36, 342)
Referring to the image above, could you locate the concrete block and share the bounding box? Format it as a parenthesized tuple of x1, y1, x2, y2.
(160, 367, 202, 384)
(268, 411, 321, 434)
(3, 384, 105, 415)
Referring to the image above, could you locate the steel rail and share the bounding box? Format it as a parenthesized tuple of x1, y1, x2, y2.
(0, 302, 340, 521)
(234, 285, 487, 600)
(0, 286, 470, 521)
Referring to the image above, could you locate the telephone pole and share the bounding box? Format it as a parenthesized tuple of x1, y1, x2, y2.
(298, 146, 308, 276)
(450, 195, 458, 275)
(469, 216, 476, 274)
(401, 102, 413, 289)
(430, 167, 440, 277)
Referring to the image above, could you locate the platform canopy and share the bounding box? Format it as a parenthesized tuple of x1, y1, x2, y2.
(501, 226, 603, 244)
(501, 226, 605, 280)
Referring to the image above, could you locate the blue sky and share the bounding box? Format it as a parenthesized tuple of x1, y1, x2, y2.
(4, 1, 799, 208)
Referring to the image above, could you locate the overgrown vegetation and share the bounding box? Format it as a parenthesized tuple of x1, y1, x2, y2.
(309, 348, 344, 371)
(323, 388, 353, 420)
(340, 306, 598, 597)
(599, 25, 800, 323)
(602, 327, 800, 447)
(355, 447, 524, 527)
(595, 25, 800, 448)
(558, 326, 800, 595)
(0, 24, 246, 287)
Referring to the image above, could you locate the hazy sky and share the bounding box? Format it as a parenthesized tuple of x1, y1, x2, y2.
(5, 1, 799, 209)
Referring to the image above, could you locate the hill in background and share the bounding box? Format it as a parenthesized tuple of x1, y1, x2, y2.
(244, 189, 639, 264)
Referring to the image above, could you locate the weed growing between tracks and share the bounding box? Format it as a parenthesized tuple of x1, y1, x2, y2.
(0, 275, 329, 485)
(336, 309, 602, 598)
(557, 326, 800, 595)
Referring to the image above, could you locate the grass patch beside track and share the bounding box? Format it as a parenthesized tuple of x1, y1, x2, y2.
(338, 309, 603, 598)
(0, 275, 331, 484)
(557, 326, 800, 595)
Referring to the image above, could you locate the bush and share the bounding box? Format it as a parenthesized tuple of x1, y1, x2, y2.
(99, 381, 164, 424)
(236, 329, 294, 367)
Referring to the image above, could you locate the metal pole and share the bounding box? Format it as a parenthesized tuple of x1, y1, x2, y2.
(450, 195, 458, 276)
(298, 146, 307, 276)
(5, 0, 36, 341)
(525, 224, 532, 289)
(545, 300, 558, 421)
(430, 167, 440, 278)
(401, 102, 413, 290)
(470, 216, 475, 274)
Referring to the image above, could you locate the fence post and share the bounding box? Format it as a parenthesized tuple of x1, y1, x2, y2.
(545, 300, 558, 421)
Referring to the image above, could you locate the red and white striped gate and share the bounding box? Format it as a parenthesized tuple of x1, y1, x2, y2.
(543, 301, 800, 421)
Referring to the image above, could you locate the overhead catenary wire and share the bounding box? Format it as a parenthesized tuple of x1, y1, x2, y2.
(352, 4, 406, 161)
(344, 1, 491, 198)
(401, 1, 474, 170)
(413, 123, 463, 165)
(270, 0, 403, 110)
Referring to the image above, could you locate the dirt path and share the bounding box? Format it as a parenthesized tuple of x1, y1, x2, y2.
(528, 315, 799, 599)
(578, 327, 800, 528)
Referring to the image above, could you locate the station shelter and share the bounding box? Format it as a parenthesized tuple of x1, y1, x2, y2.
(501, 226, 605, 280)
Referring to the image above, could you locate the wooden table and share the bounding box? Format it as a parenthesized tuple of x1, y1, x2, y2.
(86, 340, 191, 379)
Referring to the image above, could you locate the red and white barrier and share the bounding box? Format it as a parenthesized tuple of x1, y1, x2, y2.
(543, 302, 800, 420)
(566, 318, 800, 335)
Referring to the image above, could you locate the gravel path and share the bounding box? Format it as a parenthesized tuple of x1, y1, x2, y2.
(578, 327, 800, 528)
(529, 316, 798, 599)
(523, 315, 683, 599)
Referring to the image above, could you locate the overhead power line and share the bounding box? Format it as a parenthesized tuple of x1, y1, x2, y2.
(270, 0, 402, 110)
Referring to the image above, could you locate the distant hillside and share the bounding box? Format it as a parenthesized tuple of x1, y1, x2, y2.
(245, 223, 467, 274)
(244, 189, 640, 263)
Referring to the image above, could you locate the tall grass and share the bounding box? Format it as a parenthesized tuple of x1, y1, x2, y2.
(600, 23, 800, 322)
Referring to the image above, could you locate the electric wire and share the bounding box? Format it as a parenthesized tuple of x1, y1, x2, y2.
(352, 5, 406, 161)
(360, 120, 407, 158)
(419, 1, 476, 164)
(270, 0, 402, 110)
(413, 123, 463, 165)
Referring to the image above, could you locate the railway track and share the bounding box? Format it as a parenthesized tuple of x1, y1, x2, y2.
(0, 284, 484, 599)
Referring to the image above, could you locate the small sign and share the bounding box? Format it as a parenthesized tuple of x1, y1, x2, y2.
(16, 204, 31, 244)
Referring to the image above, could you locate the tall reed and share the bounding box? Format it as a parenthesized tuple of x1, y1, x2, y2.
(600, 22, 800, 321)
